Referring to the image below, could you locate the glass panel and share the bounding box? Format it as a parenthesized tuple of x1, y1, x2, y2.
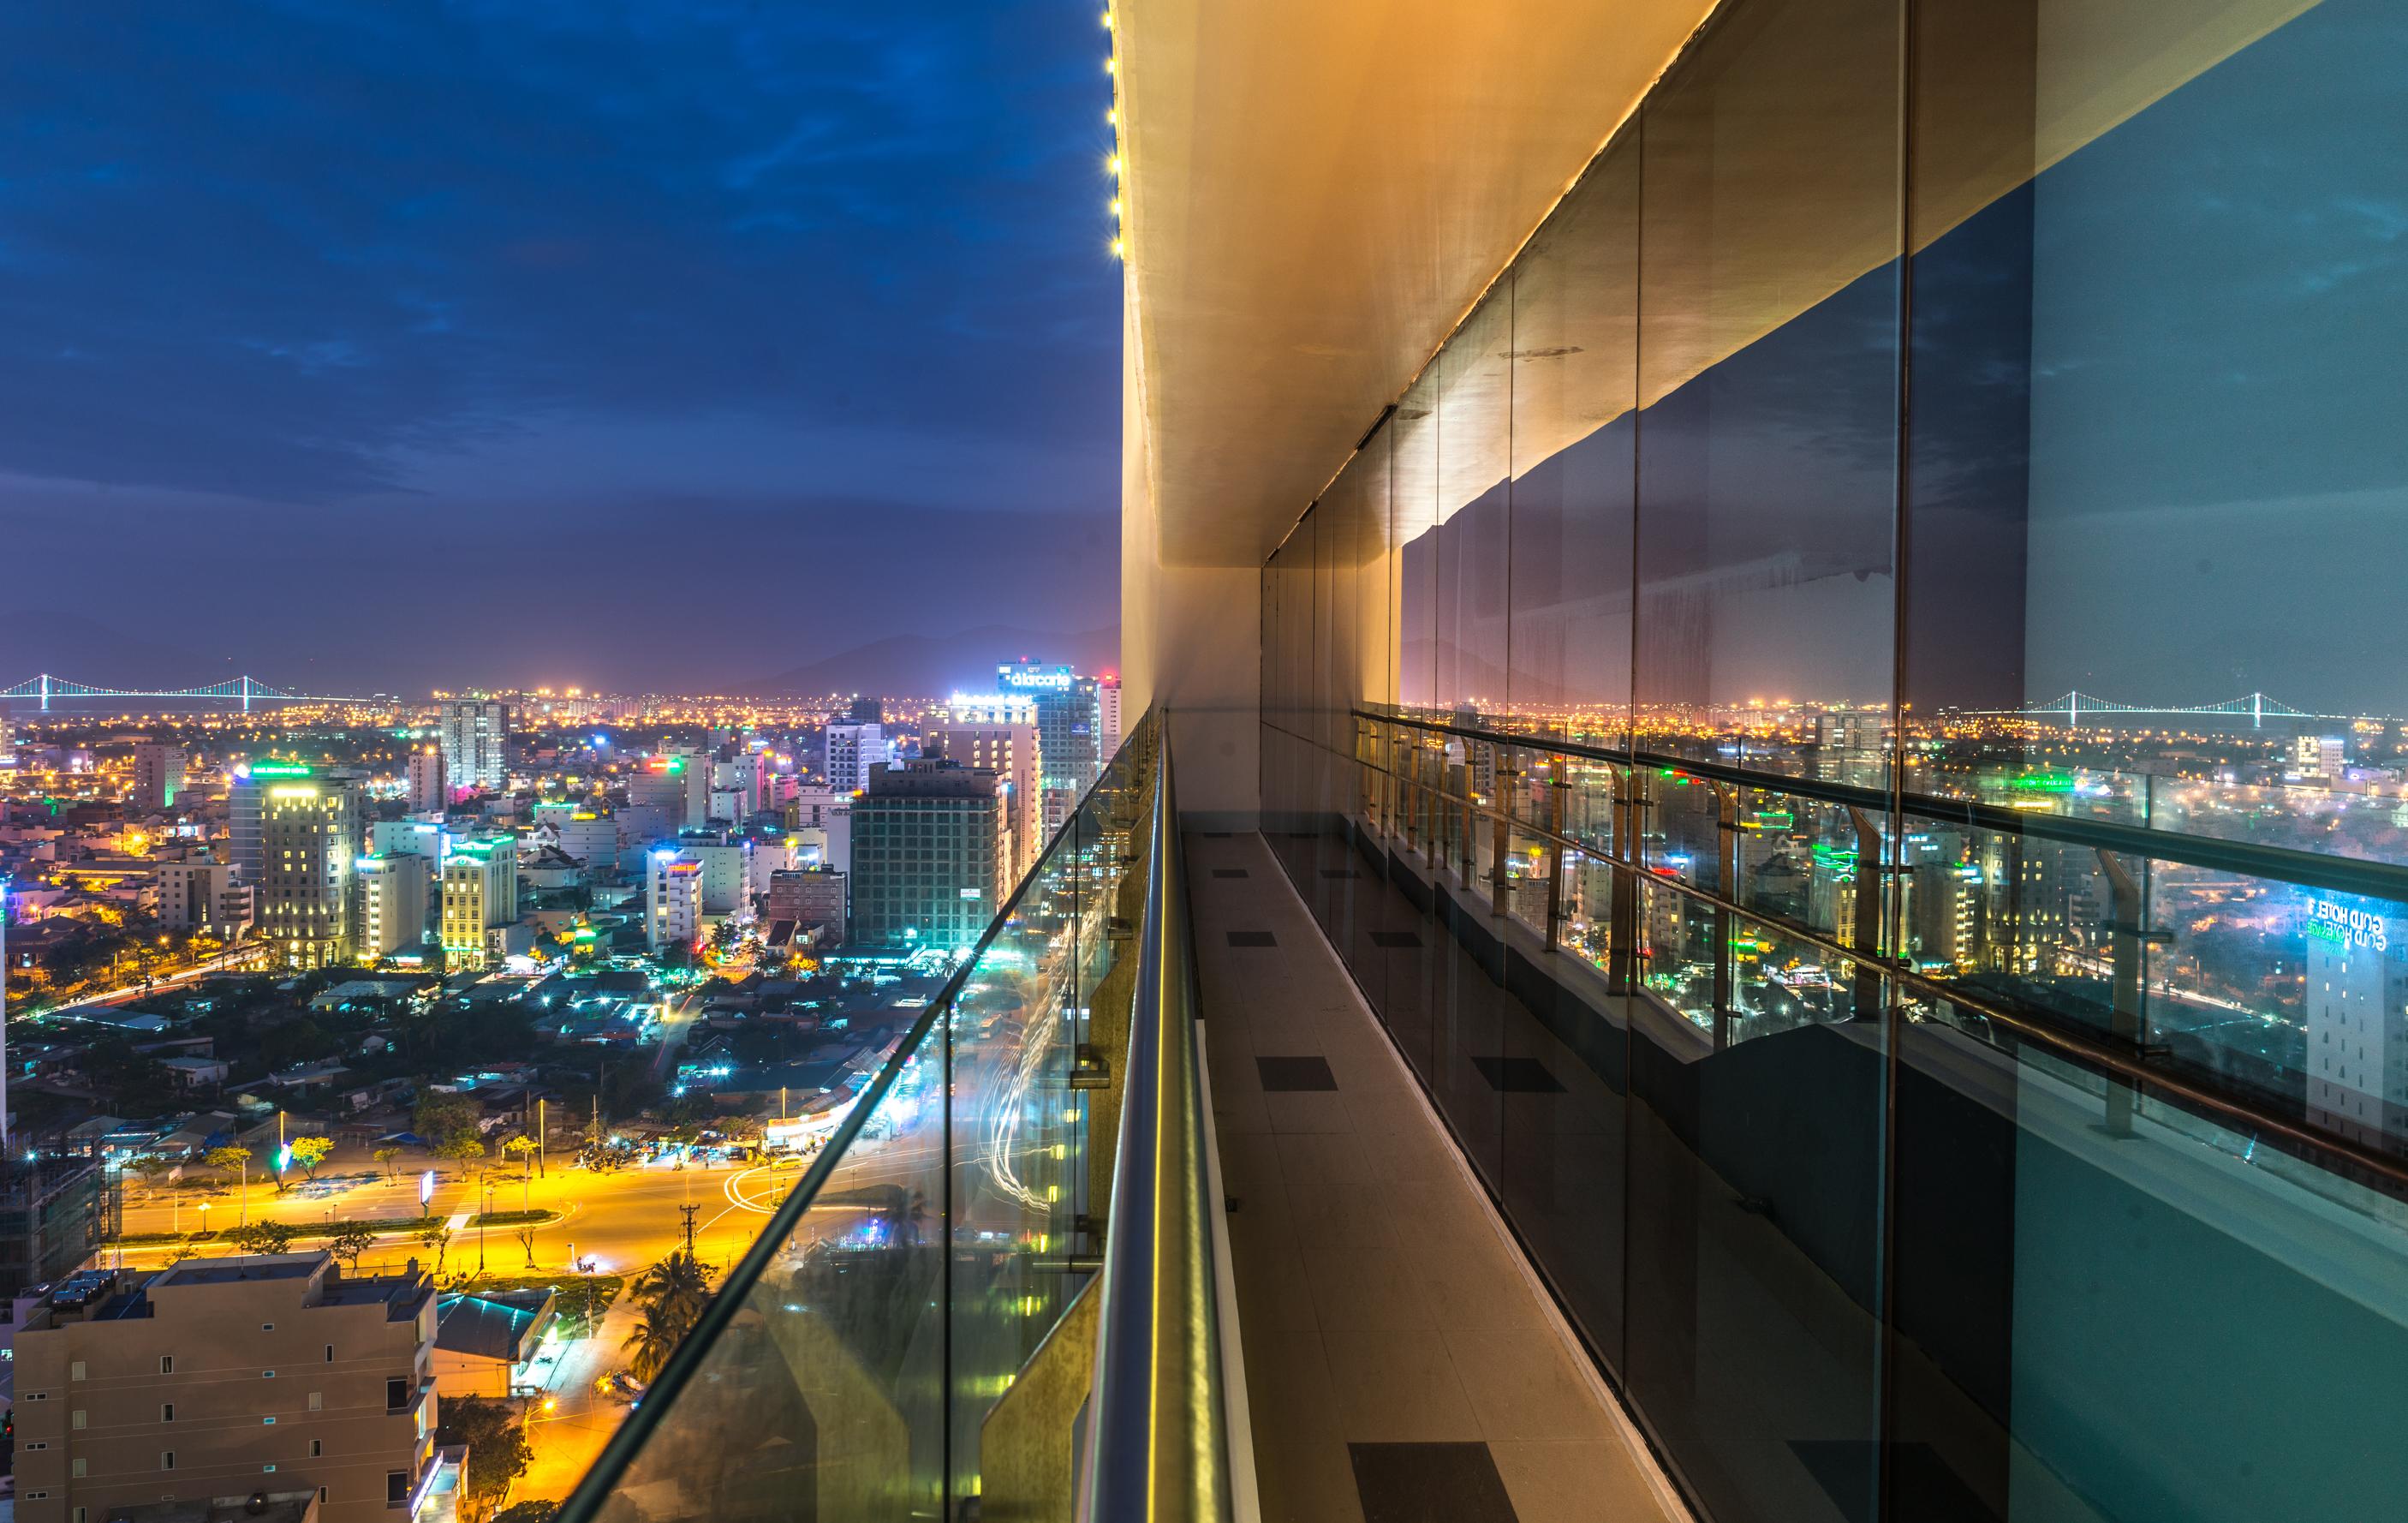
(1434, 289, 1514, 722)
(1393, 369, 1441, 713)
(1634, 0, 1903, 791)
(1628, 888, 1888, 1523)
(587, 1024, 951, 1520)
(1893, 993, 2408, 1523)
(1508, 136, 1640, 749)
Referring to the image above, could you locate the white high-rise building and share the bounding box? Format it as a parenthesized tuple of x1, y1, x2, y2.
(1098, 675, 1124, 761)
(791, 786, 854, 875)
(406, 744, 449, 811)
(2304, 900, 2408, 1149)
(826, 723, 892, 794)
(438, 698, 513, 793)
(131, 743, 185, 813)
(647, 851, 705, 955)
(933, 712, 1042, 881)
(357, 852, 432, 960)
(688, 839, 754, 916)
(158, 863, 236, 935)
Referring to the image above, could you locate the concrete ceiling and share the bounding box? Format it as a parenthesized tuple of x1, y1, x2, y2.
(1118, 0, 1716, 570)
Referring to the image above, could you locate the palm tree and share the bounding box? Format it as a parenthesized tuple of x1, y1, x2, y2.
(629, 1250, 710, 1340)
(620, 1304, 683, 1385)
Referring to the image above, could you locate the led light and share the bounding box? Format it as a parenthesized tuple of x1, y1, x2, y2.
(1104, 57, 1114, 75)
(1106, 154, 1121, 176)
(1110, 237, 1125, 260)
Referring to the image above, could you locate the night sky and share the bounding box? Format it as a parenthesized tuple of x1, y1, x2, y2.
(0, 3, 1121, 695)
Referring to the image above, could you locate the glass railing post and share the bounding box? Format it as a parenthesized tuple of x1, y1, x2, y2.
(2096, 847, 2148, 1138)
(1609, 765, 1642, 993)
(1711, 780, 1737, 1049)
(1491, 749, 1517, 919)
(1544, 751, 1566, 952)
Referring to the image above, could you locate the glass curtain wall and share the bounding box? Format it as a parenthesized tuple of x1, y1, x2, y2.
(1258, 2, 2408, 1522)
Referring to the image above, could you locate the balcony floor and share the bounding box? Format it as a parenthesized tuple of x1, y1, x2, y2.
(1190, 831, 1685, 1523)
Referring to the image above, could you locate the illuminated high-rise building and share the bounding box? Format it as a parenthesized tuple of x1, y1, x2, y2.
(825, 722, 891, 794)
(259, 767, 361, 968)
(130, 743, 184, 812)
(438, 836, 517, 971)
(438, 697, 513, 794)
(998, 661, 1100, 837)
(406, 744, 448, 811)
(933, 700, 1041, 880)
(849, 758, 1003, 950)
(2304, 901, 2408, 1150)
(357, 852, 432, 960)
(646, 850, 704, 955)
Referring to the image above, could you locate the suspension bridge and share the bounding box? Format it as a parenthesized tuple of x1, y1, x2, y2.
(1976, 691, 2351, 726)
(0, 674, 361, 712)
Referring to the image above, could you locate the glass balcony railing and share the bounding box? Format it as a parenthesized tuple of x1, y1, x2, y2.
(553, 708, 1242, 1522)
(1249, 706, 2408, 1523)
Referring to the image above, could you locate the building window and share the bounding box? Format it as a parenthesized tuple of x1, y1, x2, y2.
(308, 1391, 324, 1411)
(325, 1344, 336, 1362)
(387, 1377, 409, 1410)
(70, 1361, 86, 1381)
(159, 1355, 173, 1374)
(263, 1370, 276, 1379)
(71, 1410, 85, 1429)
(25, 1441, 45, 1450)
(310, 1439, 323, 1458)
(162, 1452, 176, 1471)
(387, 1471, 409, 1504)
(162, 1403, 174, 1422)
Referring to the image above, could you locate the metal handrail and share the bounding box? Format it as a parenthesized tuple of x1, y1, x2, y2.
(1331, 708, 2408, 1193)
(1080, 720, 1234, 1523)
(1350, 706, 2408, 903)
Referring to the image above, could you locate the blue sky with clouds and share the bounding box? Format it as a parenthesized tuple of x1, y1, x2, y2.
(0, 1, 1121, 692)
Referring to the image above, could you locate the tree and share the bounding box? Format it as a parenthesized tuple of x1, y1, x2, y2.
(206, 1144, 252, 1198)
(128, 1155, 176, 1200)
(289, 1135, 335, 1181)
(502, 1133, 539, 1208)
(415, 1093, 484, 1150)
(419, 1223, 454, 1278)
(326, 1222, 378, 1271)
(620, 1303, 684, 1385)
(514, 1223, 540, 1268)
(437, 1132, 488, 1169)
(436, 1396, 533, 1517)
(373, 1145, 402, 1181)
(629, 1250, 710, 1342)
(227, 1220, 298, 1256)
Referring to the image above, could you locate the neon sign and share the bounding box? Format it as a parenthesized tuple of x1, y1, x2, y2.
(2309, 899, 2390, 953)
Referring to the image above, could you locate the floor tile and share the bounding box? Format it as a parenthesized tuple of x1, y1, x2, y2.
(1286, 1181, 1398, 1249)
(1305, 1249, 1438, 1330)
(1276, 1130, 1379, 1187)
(1441, 1325, 1615, 1442)
(1214, 868, 1252, 879)
(1258, 1054, 1339, 1091)
(1228, 929, 1279, 947)
(1349, 1442, 1519, 1523)
(1319, 1328, 1482, 1441)
(1488, 1440, 1663, 1523)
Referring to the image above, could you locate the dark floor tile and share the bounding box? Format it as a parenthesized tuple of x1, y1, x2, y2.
(1370, 930, 1423, 950)
(1228, 930, 1279, 948)
(1469, 1056, 1566, 1094)
(1320, 868, 1362, 880)
(1257, 1055, 1339, 1092)
(1791, 1440, 2000, 1523)
(1349, 1442, 1519, 1523)
(1213, 868, 1251, 880)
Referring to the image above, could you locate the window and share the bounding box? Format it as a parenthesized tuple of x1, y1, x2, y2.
(159, 1355, 173, 1374)
(310, 1439, 323, 1458)
(162, 1403, 174, 1422)
(25, 1392, 45, 1401)
(263, 1464, 277, 1473)
(25, 1441, 46, 1450)
(70, 1360, 86, 1381)
(325, 1344, 336, 1362)
(261, 1323, 275, 1332)
(162, 1452, 176, 1471)
(387, 1377, 409, 1409)
(307, 1391, 324, 1411)
(263, 1370, 276, 1378)
(387, 1471, 409, 1504)
(71, 1410, 85, 1430)
(263, 1416, 277, 1425)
